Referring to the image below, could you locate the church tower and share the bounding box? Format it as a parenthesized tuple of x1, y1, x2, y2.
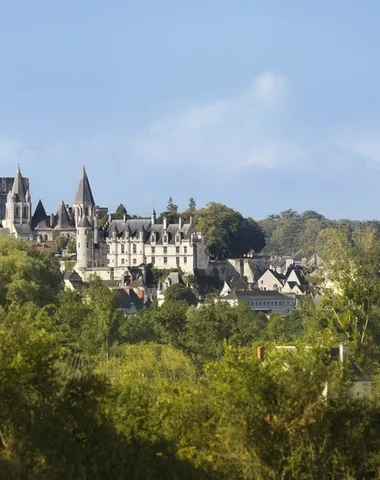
(3, 165, 32, 236)
(72, 166, 96, 227)
(73, 167, 96, 271)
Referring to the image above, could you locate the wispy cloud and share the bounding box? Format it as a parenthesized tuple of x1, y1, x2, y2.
(129, 72, 297, 170)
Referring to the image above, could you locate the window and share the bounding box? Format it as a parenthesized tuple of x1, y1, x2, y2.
(133, 258, 137, 264)
(133, 244, 137, 254)
(176, 257, 180, 265)
(164, 256, 168, 264)
(184, 246, 187, 254)
(121, 258, 125, 265)
(78, 243, 80, 249)
(86, 242, 89, 248)
(163, 246, 167, 254)
(152, 257, 155, 264)
(121, 244, 125, 254)
(107, 244, 110, 253)
(163, 234, 168, 243)
(184, 256, 187, 264)
(151, 246, 155, 254)
(176, 246, 180, 254)
(107, 259, 110, 265)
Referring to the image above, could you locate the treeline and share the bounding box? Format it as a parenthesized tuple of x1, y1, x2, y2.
(2, 232, 380, 478)
(107, 198, 380, 258)
(258, 208, 380, 256)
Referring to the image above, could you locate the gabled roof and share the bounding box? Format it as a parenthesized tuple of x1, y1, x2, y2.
(14, 224, 33, 236)
(11, 165, 27, 202)
(74, 167, 95, 206)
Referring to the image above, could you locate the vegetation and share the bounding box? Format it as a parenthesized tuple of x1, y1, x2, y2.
(3, 233, 380, 478)
(258, 208, 380, 256)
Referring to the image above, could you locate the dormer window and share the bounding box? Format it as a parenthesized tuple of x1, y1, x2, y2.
(163, 234, 168, 243)
(151, 233, 156, 242)
(176, 234, 181, 243)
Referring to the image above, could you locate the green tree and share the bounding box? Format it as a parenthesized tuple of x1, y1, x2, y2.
(195, 202, 265, 258)
(0, 236, 62, 307)
(164, 284, 197, 306)
(55, 234, 69, 252)
(115, 203, 127, 219)
(66, 236, 77, 254)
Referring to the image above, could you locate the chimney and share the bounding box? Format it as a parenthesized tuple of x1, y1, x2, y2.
(178, 216, 183, 229)
(163, 216, 167, 230)
(189, 216, 193, 225)
(50, 213, 55, 227)
(123, 213, 127, 222)
(339, 343, 349, 363)
(257, 346, 265, 361)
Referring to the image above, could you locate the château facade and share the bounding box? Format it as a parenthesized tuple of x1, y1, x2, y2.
(1, 166, 209, 279)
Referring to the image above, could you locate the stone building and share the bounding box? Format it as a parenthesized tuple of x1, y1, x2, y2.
(74, 170, 209, 279)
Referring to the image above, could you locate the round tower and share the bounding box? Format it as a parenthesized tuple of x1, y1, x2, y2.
(76, 216, 93, 270)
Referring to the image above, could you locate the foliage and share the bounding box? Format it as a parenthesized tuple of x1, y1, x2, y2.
(164, 283, 197, 306)
(115, 203, 127, 219)
(195, 202, 265, 258)
(0, 236, 62, 307)
(2, 235, 380, 477)
(55, 234, 69, 251)
(66, 236, 77, 253)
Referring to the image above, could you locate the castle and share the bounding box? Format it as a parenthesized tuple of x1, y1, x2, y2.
(1, 166, 209, 280)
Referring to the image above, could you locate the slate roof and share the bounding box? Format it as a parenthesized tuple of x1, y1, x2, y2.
(55, 201, 75, 229)
(115, 288, 144, 314)
(32, 200, 48, 229)
(235, 290, 295, 301)
(78, 216, 92, 228)
(74, 167, 95, 206)
(64, 270, 85, 290)
(107, 218, 195, 244)
(14, 224, 33, 236)
(11, 166, 27, 202)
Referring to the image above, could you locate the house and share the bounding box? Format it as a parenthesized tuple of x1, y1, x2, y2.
(221, 290, 296, 314)
(255, 265, 308, 296)
(254, 269, 286, 291)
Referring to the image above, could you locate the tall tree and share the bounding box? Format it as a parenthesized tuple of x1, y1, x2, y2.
(115, 203, 127, 219)
(195, 202, 265, 258)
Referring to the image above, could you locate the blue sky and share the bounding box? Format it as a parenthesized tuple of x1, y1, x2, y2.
(1, 1, 380, 220)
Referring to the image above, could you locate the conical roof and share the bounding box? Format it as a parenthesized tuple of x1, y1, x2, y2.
(55, 201, 74, 229)
(32, 200, 48, 229)
(74, 167, 95, 206)
(11, 165, 27, 202)
(78, 215, 92, 228)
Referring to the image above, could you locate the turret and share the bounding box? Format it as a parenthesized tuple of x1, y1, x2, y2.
(151, 208, 156, 225)
(76, 215, 93, 270)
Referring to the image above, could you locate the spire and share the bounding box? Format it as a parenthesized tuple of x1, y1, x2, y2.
(74, 167, 95, 206)
(11, 165, 26, 202)
(56, 200, 74, 229)
(151, 208, 156, 225)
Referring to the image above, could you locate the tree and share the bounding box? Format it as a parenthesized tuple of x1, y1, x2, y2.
(55, 234, 69, 252)
(66, 236, 77, 254)
(164, 284, 197, 306)
(158, 197, 179, 225)
(195, 202, 265, 258)
(115, 203, 127, 219)
(0, 236, 62, 307)
(188, 198, 196, 213)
